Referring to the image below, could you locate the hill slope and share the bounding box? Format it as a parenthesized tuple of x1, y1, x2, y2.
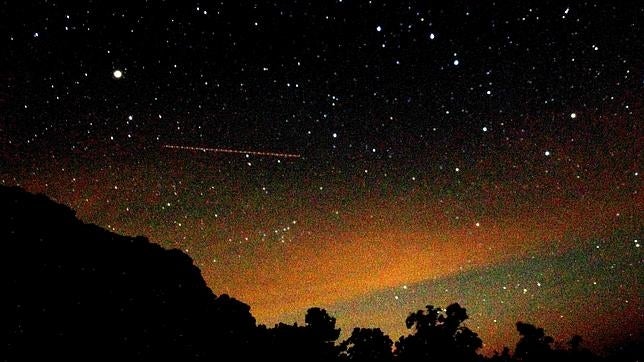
(0, 186, 256, 361)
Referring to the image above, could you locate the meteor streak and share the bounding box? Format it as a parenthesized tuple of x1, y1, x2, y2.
(163, 144, 301, 158)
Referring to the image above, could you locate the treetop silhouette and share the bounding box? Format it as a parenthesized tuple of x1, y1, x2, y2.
(395, 303, 483, 362)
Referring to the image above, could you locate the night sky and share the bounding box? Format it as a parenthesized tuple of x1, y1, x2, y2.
(2, 0, 642, 353)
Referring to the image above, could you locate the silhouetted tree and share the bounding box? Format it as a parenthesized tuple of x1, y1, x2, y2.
(514, 322, 554, 362)
(488, 347, 512, 362)
(340, 327, 393, 362)
(568, 335, 583, 352)
(306, 307, 342, 361)
(264, 322, 305, 361)
(560, 335, 599, 362)
(264, 307, 340, 362)
(306, 307, 342, 343)
(395, 303, 482, 362)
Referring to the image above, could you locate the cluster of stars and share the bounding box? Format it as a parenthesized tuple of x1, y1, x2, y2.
(2, 0, 641, 354)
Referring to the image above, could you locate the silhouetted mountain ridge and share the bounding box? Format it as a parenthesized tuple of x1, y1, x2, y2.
(1, 185, 256, 361)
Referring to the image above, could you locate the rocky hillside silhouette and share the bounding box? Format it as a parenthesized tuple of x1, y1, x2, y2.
(0, 186, 256, 361)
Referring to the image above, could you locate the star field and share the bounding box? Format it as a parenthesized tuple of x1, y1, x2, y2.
(1, 0, 642, 354)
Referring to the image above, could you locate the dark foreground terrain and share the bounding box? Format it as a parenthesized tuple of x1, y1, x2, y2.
(1, 186, 639, 361)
